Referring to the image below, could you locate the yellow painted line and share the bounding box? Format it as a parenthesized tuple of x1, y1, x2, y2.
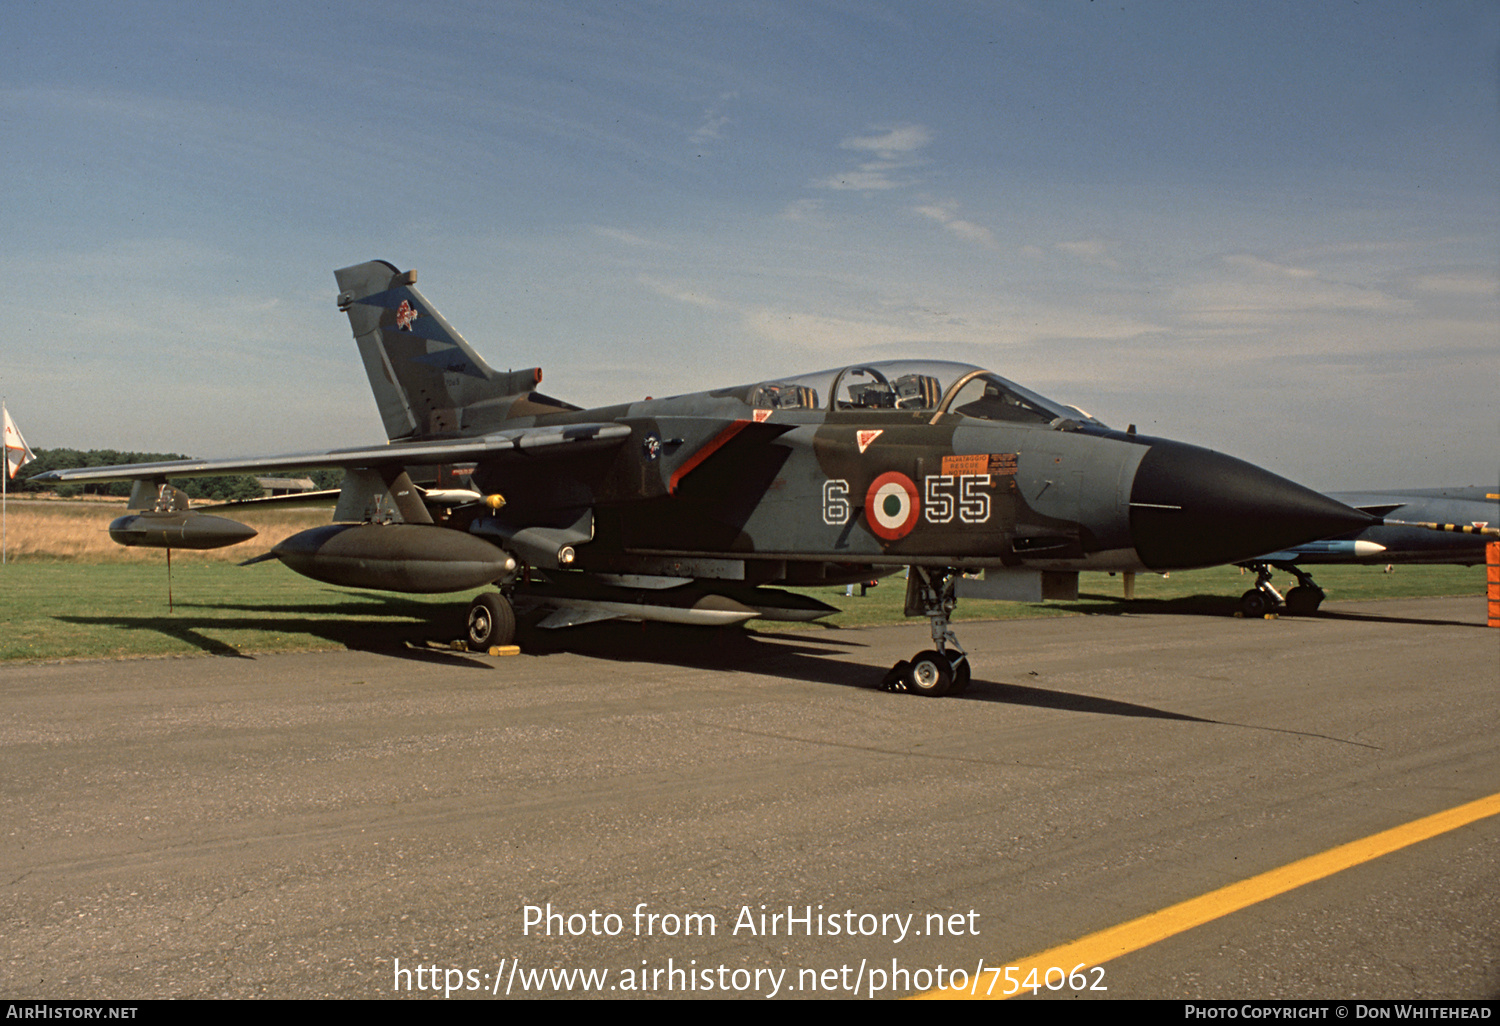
(915, 791, 1500, 1000)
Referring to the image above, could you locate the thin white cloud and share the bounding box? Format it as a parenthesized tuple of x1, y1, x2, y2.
(593, 226, 671, 249)
(840, 125, 932, 157)
(742, 306, 921, 351)
(737, 291, 1165, 359)
(777, 198, 827, 223)
(637, 274, 723, 310)
(1177, 253, 1410, 326)
(1054, 239, 1119, 268)
(913, 201, 997, 249)
(1410, 272, 1496, 297)
(815, 123, 933, 192)
(690, 96, 735, 147)
(691, 113, 730, 144)
(816, 168, 908, 191)
(1222, 253, 1320, 280)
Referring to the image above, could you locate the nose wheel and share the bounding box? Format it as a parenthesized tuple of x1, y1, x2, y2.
(881, 567, 972, 697)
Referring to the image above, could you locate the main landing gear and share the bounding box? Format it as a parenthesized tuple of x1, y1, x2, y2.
(467, 591, 517, 649)
(881, 567, 972, 698)
(1238, 562, 1326, 617)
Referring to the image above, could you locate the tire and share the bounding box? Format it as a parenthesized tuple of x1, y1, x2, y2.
(948, 655, 972, 696)
(879, 660, 911, 691)
(1240, 589, 1271, 618)
(467, 592, 516, 649)
(907, 650, 953, 698)
(1284, 586, 1325, 615)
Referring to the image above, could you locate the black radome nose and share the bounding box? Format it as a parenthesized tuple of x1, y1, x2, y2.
(1129, 441, 1375, 570)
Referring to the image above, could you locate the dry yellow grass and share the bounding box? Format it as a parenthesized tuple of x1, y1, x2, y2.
(0, 498, 331, 563)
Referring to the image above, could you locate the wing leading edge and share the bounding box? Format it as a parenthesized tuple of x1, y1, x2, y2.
(31, 423, 633, 486)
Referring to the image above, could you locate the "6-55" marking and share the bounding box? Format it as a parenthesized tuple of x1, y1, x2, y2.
(924, 474, 991, 524)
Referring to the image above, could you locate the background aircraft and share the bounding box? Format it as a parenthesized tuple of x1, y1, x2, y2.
(1236, 487, 1499, 615)
(36, 261, 1375, 696)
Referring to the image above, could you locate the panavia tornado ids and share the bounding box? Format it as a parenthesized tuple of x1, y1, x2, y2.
(1235, 487, 1500, 616)
(36, 260, 1377, 695)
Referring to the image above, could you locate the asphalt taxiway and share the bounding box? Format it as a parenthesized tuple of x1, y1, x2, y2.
(1, 596, 1495, 999)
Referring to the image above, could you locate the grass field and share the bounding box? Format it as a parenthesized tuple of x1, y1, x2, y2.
(0, 497, 328, 563)
(0, 498, 1489, 662)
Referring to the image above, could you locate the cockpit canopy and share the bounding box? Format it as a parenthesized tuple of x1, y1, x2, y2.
(745, 360, 1103, 428)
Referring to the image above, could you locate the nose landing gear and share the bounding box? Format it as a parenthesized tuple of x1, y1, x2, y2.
(881, 567, 972, 697)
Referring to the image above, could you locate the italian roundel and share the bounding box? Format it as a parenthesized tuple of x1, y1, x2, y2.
(865, 471, 920, 540)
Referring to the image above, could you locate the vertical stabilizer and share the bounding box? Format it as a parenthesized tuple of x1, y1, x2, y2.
(335, 260, 544, 441)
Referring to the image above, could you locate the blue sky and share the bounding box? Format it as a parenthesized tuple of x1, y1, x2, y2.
(3, 0, 1496, 489)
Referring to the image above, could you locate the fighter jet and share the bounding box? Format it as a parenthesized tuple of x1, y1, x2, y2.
(1235, 487, 1499, 615)
(35, 260, 1376, 695)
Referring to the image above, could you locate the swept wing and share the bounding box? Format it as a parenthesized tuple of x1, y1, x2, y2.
(31, 423, 632, 486)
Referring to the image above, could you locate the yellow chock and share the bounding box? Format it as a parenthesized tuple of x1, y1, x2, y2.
(489, 645, 521, 657)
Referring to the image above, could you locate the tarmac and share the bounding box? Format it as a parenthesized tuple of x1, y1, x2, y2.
(1, 596, 1495, 999)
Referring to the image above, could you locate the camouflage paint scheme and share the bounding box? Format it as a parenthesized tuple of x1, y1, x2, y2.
(37, 261, 1377, 693)
(327, 260, 1362, 578)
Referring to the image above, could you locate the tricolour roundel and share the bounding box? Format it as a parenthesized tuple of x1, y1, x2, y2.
(865, 471, 920, 541)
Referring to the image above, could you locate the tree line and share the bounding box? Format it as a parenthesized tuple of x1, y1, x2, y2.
(18, 449, 343, 501)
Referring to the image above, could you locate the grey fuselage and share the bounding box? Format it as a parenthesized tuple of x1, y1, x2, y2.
(1303, 487, 1499, 565)
(457, 359, 1370, 583)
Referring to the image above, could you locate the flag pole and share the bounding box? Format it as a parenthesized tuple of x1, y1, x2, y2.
(2, 399, 37, 566)
(2, 400, 9, 566)
(3, 400, 8, 566)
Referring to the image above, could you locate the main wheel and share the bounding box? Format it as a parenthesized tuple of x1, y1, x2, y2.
(1240, 589, 1272, 618)
(907, 650, 953, 698)
(1284, 586, 1325, 615)
(879, 660, 912, 692)
(467, 592, 516, 649)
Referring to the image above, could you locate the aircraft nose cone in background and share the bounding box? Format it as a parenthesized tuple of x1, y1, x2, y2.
(1128, 440, 1376, 570)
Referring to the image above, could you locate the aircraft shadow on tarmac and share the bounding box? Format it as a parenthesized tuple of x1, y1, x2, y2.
(52, 592, 484, 666)
(1300, 608, 1487, 629)
(55, 598, 1214, 721)
(54, 605, 1392, 742)
(58, 584, 1481, 730)
(1059, 591, 1487, 629)
(515, 619, 1213, 720)
(1057, 592, 1243, 617)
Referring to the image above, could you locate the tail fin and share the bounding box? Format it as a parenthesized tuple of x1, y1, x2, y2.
(334, 260, 567, 441)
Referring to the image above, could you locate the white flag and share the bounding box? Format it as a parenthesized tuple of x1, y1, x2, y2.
(3, 405, 35, 480)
